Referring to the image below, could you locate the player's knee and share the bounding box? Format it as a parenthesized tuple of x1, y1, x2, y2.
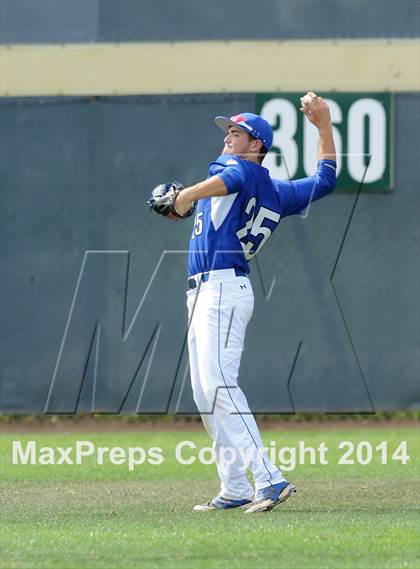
(203, 383, 238, 415)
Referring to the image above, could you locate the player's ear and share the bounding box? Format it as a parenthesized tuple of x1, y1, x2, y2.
(252, 138, 263, 154)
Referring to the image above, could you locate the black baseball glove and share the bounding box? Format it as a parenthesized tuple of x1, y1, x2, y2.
(147, 181, 196, 220)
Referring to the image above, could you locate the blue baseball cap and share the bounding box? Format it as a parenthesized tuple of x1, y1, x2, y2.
(215, 112, 273, 151)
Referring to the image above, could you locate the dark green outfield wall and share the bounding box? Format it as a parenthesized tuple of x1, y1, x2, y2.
(1, 0, 418, 43)
(1, 93, 419, 413)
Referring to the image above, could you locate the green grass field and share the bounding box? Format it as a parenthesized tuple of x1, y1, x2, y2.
(1, 426, 419, 568)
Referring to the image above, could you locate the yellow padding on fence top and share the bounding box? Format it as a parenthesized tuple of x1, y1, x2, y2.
(1, 39, 419, 96)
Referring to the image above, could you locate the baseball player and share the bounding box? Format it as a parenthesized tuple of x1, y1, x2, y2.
(148, 92, 336, 513)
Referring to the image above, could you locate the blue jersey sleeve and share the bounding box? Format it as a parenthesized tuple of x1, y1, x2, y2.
(274, 159, 337, 216)
(216, 165, 247, 195)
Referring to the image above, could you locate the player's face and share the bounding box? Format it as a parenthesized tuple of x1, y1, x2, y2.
(222, 126, 256, 156)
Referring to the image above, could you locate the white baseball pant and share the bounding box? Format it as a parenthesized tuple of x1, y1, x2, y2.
(186, 269, 285, 500)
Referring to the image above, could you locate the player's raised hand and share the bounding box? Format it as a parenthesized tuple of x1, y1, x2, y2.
(300, 92, 331, 128)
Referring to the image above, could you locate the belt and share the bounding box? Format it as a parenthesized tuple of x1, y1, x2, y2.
(188, 268, 248, 289)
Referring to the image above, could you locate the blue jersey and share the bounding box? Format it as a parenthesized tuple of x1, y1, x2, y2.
(187, 154, 336, 277)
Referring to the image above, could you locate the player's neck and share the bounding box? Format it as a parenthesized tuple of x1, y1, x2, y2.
(240, 152, 261, 165)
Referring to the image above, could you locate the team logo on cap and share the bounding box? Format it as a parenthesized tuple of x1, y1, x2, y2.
(231, 114, 246, 123)
(231, 115, 253, 132)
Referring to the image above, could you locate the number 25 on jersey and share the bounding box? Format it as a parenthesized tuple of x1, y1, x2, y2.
(236, 198, 280, 260)
(191, 212, 204, 239)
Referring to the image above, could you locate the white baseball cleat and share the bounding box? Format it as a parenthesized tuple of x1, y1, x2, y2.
(193, 495, 252, 511)
(244, 481, 296, 514)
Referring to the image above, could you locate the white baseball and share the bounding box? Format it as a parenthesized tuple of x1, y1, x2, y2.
(301, 94, 313, 106)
